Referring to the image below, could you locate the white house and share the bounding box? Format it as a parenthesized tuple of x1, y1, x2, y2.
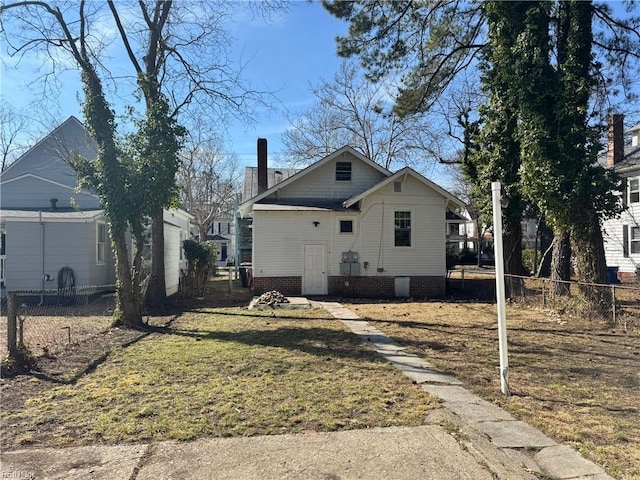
(0, 116, 192, 296)
(238, 143, 465, 298)
(602, 115, 640, 280)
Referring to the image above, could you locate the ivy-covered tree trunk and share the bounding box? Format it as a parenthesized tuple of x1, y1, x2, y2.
(148, 208, 167, 307)
(503, 224, 526, 297)
(79, 68, 143, 327)
(572, 213, 609, 292)
(558, 1, 611, 288)
(464, 2, 528, 297)
(550, 232, 571, 297)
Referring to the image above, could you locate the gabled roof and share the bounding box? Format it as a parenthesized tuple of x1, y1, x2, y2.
(1, 116, 91, 178)
(242, 167, 300, 202)
(0, 209, 104, 223)
(446, 210, 467, 221)
(238, 146, 391, 216)
(342, 166, 466, 210)
(0, 172, 96, 195)
(611, 145, 640, 173)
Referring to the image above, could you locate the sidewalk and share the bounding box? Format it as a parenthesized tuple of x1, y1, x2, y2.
(0, 301, 614, 480)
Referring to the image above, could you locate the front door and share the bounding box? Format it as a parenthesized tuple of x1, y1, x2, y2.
(304, 244, 326, 295)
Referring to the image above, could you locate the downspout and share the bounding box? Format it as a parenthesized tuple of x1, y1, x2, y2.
(40, 210, 45, 306)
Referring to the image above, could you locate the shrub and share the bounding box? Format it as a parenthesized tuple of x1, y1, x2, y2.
(182, 240, 217, 297)
(522, 248, 537, 275)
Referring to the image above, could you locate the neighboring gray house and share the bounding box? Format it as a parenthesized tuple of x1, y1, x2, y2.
(0, 116, 192, 295)
(602, 115, 640, 279)
(238, 143, 465, 298)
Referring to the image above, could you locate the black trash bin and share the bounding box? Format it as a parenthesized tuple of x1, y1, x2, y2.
(239, 262, 252, 288)
(607, 266, 620, 284)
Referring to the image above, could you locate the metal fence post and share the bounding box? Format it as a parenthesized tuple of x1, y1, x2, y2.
(461, 269, 465, 291)
(611, 284, 616, 324)
(541, 279, 546, 306)
(7, 292, 18, 357)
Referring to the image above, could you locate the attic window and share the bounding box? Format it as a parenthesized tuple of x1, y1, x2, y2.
(336, 162, 352, 181)
(394, 181, 402, 192)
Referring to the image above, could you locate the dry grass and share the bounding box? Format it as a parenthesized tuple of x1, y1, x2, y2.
(1, 304, 438, 448)
(0, 300, 115, 358)
(346, 299, 640, 480)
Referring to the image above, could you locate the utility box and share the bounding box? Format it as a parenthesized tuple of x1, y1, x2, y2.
(341, 251, 359, 263)
(395, 277, 410, 297)
(340, 251, 360, 276)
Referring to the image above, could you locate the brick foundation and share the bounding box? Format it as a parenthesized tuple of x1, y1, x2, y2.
(252, 275, 446, 298)
(251, 276, 302, 296)
(617, 271, 639, 282)
(328, 276, 445, 299)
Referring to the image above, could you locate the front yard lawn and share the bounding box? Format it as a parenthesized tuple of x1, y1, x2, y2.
(1, 306, 437, 448)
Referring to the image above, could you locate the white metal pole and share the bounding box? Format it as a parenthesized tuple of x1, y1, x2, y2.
(491, 181, 510, 395)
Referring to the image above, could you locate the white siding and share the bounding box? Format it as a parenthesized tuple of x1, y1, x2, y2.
(164, 224, 181, 296)
(253, 174, 448, 279)
(357, 176, 446, 277)
(274, 151, 387, 201)
(163, 209, 191, 296)
(252, 210, 331, 277)
(603, 206, 640, 274)
(329, 212, 362, 276)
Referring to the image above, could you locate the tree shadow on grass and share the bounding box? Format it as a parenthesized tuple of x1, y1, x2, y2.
(359, 317, 639, 363)
(155, 324, 391, 364)
(187, 308, 336, 321)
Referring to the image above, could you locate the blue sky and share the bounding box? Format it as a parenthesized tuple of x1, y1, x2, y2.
(2, 1, 636, 190)
(225, 1, 349, 166)
(1, 1, 353, 173)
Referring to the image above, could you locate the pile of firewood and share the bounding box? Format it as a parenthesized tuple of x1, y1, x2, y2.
(255, 290, 290, 305)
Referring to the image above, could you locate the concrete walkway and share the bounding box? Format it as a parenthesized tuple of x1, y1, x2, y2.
(0, 301, 614, 480)
(318, 301, 614, 480)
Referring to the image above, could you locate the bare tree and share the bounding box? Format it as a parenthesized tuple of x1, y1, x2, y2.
(281, 59, 453, 170)
(0, 0, 282, 324)
(178, 122, 241, 243)
(0, 101, 41, 171)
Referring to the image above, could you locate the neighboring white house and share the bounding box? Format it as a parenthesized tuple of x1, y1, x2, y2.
(238, 144, 465, 298)
(602, 116, 640, 280)
(0, 116, 192, 296)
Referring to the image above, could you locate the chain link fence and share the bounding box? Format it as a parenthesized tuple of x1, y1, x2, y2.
(1, 285, 115, 361)
(447, 269, 640, 331)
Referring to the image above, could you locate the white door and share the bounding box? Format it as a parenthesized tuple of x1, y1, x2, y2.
(304, 244, 326, 295)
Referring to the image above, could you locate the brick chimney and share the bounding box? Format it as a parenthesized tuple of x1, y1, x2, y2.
(607, 114, 624, 167)
(257, 138, 268, 194)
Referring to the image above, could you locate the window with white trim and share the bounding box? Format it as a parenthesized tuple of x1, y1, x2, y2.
(96, 222, 106, 264)
(631, 227, 640, 254)
(630, 178, 639, 203)
(394, 211, 411, 247)
(339, 219, 354, 234)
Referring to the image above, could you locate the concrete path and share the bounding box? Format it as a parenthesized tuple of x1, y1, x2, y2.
(318, 301, 615, 480)
(0, 301, 615, 480)
(1, 426, 502, 480)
